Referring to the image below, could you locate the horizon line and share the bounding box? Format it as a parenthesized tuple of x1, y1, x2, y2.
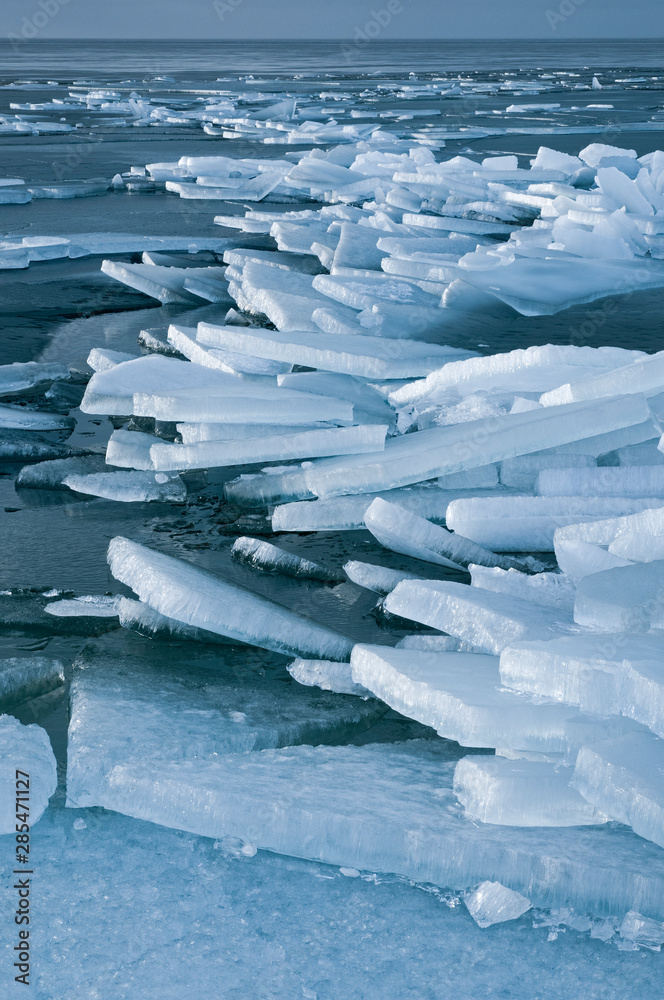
(2, 36, 662, 43)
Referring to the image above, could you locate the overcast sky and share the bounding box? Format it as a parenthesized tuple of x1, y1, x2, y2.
(2, 0, 661, 40)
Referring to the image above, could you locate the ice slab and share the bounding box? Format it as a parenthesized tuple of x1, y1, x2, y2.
(499, 634, 664, 737)
(105, 429, 159, 471)
(177, 421, 331, 444)
(149, 425, 386, 472)
(574, 561, 664, 632)
(454, 258, 664, 318)
(274, 395, 651, 500)
(45, 596, 119, 618)
(64, 470, 186, 503)
(73, 737, 664, 920)
(0, 657, 64, 710)
(541, 351, 664, 407)
(572, 732, 664, 849)
(87, 347, 137, 372)
(0, 715, 56, 833)
(350, 645, 620, 753)
(0, 432, 83, 462)
(197, 324, 475, 379)
(0, 361, 70, 398)
(287, 658, 374, 698)
(66, 647, 383, 811)
(469, 565, 576, 612)
(447, 496, 662, 551)
(364, 497, 540, 573)
(271, 485, 459, 530)
(80, 355, 238, 416)
(395, 635, 481, 653)
(231, 537, 343, 582)
(384, 579, 571, 654)
(389, 344, 644, 407)
(167, 324, 291, 377)
(500, 453, 597, 491)
(464, 881, 532, 928)
(133, 385, 353, 426)
(554, 506, 664, 571)
(101, 260, 227, 305)
(117, 597, 238, 646)
(0, 404, 73, 432)
(536, 467, 664, 498)
(107, 537, 353, 661)
(16, 455, 107, 489)
(454, 755, 607, 827)
(343, 561, 422, 596)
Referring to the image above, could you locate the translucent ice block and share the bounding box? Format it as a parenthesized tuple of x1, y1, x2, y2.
(64, 470, 186, 503)
(572, 732, 664, 848)
(464, 881, 532, 928)
(446, 496, 661, 551)
(536, 466, 664, 498)
(287, 658, 373, 697)
(499, 634, 664, 736)
(231, 537, 343, 582)
(384, 579, 571, 653)
(469, 565, 576, 612)
(197, 323, 474, 379)
(364, 497, 539, 573)
(454, 755, 607, 827)
(66, 646, 383, 811)
(574, 561, 664, 632)
(349, 644, 621, 753)
(149, 425, 387, 471)
(77, 738, 664, 920)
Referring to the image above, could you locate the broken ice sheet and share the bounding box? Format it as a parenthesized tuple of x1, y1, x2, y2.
(63, 737, 664, 921)
(66, 643, 385, 810)
(63, 470, 187, 503)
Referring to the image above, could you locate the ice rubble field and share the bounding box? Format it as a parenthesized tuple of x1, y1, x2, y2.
(4, 60, 664, 996)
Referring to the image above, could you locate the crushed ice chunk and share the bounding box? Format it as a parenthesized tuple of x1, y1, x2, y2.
(465, 881, 531, 928)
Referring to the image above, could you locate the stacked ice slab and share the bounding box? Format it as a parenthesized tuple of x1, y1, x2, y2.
(65, 142, 664, 924)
